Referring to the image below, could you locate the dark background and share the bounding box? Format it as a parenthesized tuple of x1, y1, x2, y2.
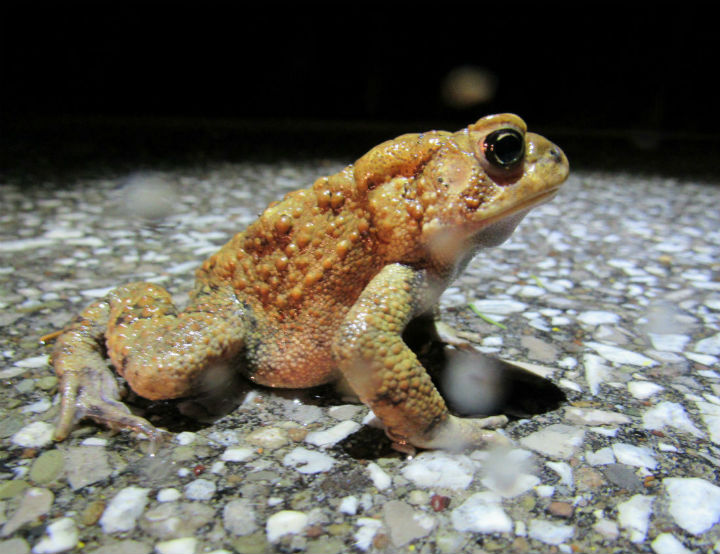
(2, 3, 718, 179)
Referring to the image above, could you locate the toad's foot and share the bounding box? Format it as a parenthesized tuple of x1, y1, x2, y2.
(55, 365, 163, 444)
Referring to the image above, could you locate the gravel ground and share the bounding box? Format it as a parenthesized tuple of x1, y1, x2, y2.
(1, 158, 719, 554)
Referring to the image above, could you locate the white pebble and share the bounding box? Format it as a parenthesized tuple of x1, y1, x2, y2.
(338, 496, 359, 515)
(535, 485, 555, 497)
(21, 399, 53, 414)
(586, 342, 657, 367)
(612, 443, 657, 469)
(665, 477, 720, 535)
(220, 447, 254, 462)
(15, 355, 50, 368)
(546, 461, 573, 487)
(695, 333, 720, 355)
(354, 518, 383, 551)
(585, 447, 615, 466)
(174, 432, 197, 445)
(696, 400, 720, 444)
(642, 401, 704, 437)
(451, 492, 512, 534)
(628, 380, 664, 399)
(402, 452, 475, 490)
(184, 479, 216, 501)
(99, 486, 150, 533)
(565, 407, 630, 426)
(519, 424, 585, 460)
(527, 519, 574, 545)
(282, 447, 334, 474)
(32, 517, 78, 554)
(366, 462, 392, 491)
(155, 537, 197, 554)
(685, 352, 718, 366)
(651, 533, 695, 554)
(305, 420, 361, 447)
(593, 518, 619, 540)
(647, 333, 689, 352)
(584, 354, 610, 395)
(80, 437, 108, 446)
(157, 488, 181, 502)
(12, 422, 55, 448)
(577, 311, 620, 325)
(470, 299, 527, 315)
(266, 510, 308, 543)
(617, 494, 654, 543)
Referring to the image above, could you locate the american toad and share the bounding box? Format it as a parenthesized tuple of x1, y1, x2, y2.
(50, 114, 569, 450)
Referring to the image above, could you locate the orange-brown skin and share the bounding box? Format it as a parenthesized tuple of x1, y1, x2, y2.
(51, 114, 569, 449)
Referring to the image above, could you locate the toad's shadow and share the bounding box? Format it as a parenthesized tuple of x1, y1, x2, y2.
(137, 339, 566, 458)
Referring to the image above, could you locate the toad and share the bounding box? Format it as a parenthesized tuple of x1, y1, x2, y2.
(50, 114, 569, 450)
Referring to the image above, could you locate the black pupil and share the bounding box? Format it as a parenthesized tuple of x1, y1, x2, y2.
(484, 129, 524, 168)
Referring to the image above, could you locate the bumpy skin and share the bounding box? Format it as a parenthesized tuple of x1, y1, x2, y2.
(51, 114, 569, 450)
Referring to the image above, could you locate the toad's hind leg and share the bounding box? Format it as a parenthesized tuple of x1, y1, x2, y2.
(333, 264, 509, 451)
(51, 283, 248, 441)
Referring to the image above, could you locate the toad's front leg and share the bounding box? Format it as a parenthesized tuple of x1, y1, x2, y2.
(332, 264, 509, 451)
(51, 283, 249, 441)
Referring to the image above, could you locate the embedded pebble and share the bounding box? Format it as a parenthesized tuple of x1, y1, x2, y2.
(156, 489, 181, 503)
(29, 450, 65, 484)
(628, 380, 664, 399)
(583, 354, 611, 395)
(586, 342, 657, 366)
(282, 447, 334, 474)
(174, 432, 197, 446)
(470, 299, 526, 315)
(664, 477, 720, 535)
(382, 500, 435, 547)
(99, 486, 150, 533)
(220, 446, 254, 462)
(402, 452, 474, 490)
(11, 422, 54, 448)
(266, 510, 308, 543)
(223, 499, 258, 536)
(585, 447, 615, 466)
(546, 461, 572, 488)
(480, 449, 539, 497)
(366, 462, 392, 491)
(527, 519, 574, 545)
(65, 447, 112, 490)
(695, 400, 720, 444)
(612, 443, 657, 469)
(32, 517, 78, 554)
(304, 420, 361, 447)
(577, 311, 620, 325)
(246, 427, 288, 449)
(2, 487, 54, 536)
(651, 533, 696, 554)
(647, 333, 690, 352)
(451, 492, 512, 534)
(695, 332, 720, 355)
(183, 479, 216, 501)
(154, 537, 197, 554)
(617, 494, 654, 543)
(338, 496, 358, 515)
(519, 424, 585, 459)
(564, 407, 630, 426)
(141, 503, 214, 539)
(642, 401, 704, 437)
(354, 518, 382, 551)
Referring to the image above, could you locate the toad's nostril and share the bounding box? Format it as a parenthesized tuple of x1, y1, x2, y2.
(549, 148, 563, 163)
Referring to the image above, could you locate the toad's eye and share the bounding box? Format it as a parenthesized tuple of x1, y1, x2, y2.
(483, 128, 525, 169)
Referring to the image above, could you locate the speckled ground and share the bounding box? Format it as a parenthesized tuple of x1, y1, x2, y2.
(1, 160, 719, 554)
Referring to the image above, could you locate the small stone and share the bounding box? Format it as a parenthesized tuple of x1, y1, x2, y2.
(575, 467, 605, 490)
(665, 477, 720, 535)
(651, 533, 695, 554)
(601, 464, 643, 492)
(11, 422, 54, 448)
(141, 502, 214, 539)
(627, 381, 664, 400)
(246, 427, 288, 450)
(695, 332, 720, 355)
(221, 447, 254, 462)
(2, 487, 54, 536)
(32, 517, 78, 554)
(451, 492, 512, 534)
(0, 537, 31, 554)
(155, 537, 197, 554)
(519, 424, 585, 459)
(382, 500, 434, 547)
(282, 447, 334, 474)
(402, 451, 475, 490)
(547, 501, 573, 518)
(612, 443, 657, 469)
(99, 486, 150, 533)
(35, 376, 58, 391)
(585, 447, 615, 466)
(617, 494, 654, 543)
(527, 519, 574, 545)
(86, 539, 152, 554)
(586, 342, 657, 367)
(366, 462, 391, 491)
(184, 479, 216, 501)
(64, 446, 112, 490)
(81, 501, 106, 526)
(338, 496, 358, 515)
(0, 480, 29, 499)
(223, 499, 259, 536)
(643, 401, 704, 438)
(157, 488, 181, 503)
(577, 311, 620, 326)
(564, 407, 630, 426)
(266, 510, 308, 543)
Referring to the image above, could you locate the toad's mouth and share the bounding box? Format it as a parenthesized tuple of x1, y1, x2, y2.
(480, 186, 562, 229)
